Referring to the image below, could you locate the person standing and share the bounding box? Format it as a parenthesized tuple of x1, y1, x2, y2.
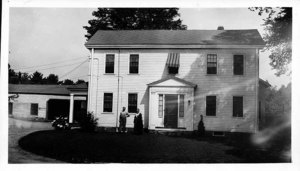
(134, 108, 143, 135)
(119, 107, 130, 133)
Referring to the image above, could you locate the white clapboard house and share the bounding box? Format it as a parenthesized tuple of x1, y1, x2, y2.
(85, 29, 266, 133)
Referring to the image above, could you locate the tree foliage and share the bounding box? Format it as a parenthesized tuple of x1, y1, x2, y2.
(249, 7, 292, 76)
(30, 71, 44, 84)
(45, 74, 59, 84)
(264, 83, 291, 124)
(84, 8, 187, 40)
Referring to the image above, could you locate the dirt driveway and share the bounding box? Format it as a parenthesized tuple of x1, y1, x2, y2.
(9, 118, 64, 163)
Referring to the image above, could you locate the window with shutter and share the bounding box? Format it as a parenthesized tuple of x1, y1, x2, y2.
(128, 93, 138, 113)
(103, 93, 113, 112)
(207, 54, 217, 74)
(129, 54, 139, 74)
(105, 54, 115, 73)
(206, 96, 216, 116)
(30, 103, 38, 115)
(233, 96, 243, 117)
(234, 55, 244, 75)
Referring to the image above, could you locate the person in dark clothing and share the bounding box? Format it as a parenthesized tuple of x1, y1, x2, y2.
(134, 108, 143, 135)
(119, 107, 130, 133)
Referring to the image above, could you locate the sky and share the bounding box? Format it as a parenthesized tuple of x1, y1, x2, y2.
(9, 7, 291, 87)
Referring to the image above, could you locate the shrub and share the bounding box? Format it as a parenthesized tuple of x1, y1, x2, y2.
(52, 116, 71, 130)
(79, 112, 98, 132)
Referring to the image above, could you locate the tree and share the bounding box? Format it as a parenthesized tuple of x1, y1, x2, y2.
(84, 8, 187, 40)
(249, 7, 292, 76)
(8, 64, 18, 84)
(30, 71, 44, 84)
(19, 72, 31, 84)
(75, 79, 86, 85)
(45, 74, 59, 84)
(59, 79, 74, 85)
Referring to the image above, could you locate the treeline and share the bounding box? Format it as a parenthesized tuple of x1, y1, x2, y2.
(9, 64, 86, 85)
(265, 82, 291, 125)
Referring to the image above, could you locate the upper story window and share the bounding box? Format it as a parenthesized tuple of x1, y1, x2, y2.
(103, 93, 113, 112)
(207, 54, 217, 74)
(233, 55, 244, 75)
(206, 96, 216, 116)
(166, 53, 180, 75)
(128, 93, 138, 113)
(105, 54, 115, 74)
(129, 54, 139, 74)
(233, 96, 243, 117)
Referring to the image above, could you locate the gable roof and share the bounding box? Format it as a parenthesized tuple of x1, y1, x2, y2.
(148, 76, 197, 88)
(85, 30, 265, 48)
(259, 79, 271, 88)
(9, 84, 87, 96)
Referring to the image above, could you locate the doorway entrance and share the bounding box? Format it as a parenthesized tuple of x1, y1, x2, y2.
(164, 94, 178, 128)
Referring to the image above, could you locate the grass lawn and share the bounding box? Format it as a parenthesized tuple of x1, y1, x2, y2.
(18, 128, 291, 163)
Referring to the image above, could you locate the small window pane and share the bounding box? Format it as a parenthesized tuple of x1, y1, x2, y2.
(105, 54, 115, 73)
(130, 55, 139, 74)
(233, 96, 243, 117)
(207, 54, 217, 74)
(158, 95, 163, 118)
(103, 93, 113, 112)
(31, 103, 38, 115)
(128, 93, 138, 113)
(206, 96, 216, 116)
(234, 55, 244, 75)
(179, 95, 184, 117)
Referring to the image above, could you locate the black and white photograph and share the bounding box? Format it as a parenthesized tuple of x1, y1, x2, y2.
(1, 0, 299, 168)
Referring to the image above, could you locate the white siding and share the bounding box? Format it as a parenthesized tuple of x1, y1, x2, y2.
(89, 48, 258, 132)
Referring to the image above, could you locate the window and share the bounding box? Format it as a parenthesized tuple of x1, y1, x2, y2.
(9, 102, 13, 115)
(129, 54, 139, 74)
(128, 93, 138, 113)
(103, 93, 113, 112)
(233, 96, 243, 117)
(158, 94, 163, 118)
(168, 67, 179, 74)
(179, 95, 184, 117)
(207, 54, 217, 74)
(206, 96, 216, 116)
(234, 55, 244, 75)
(105, 54, 115, 73)
(30, 103, 38, 115)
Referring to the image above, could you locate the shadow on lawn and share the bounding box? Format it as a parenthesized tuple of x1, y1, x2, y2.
(19, 126, 291, 163)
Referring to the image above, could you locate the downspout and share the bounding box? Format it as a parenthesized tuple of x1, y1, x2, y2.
(256, 48, 259, 133)
(88, 48, 94, 112)
(116, 49, 121, 131)
(94, 58, 100, 115)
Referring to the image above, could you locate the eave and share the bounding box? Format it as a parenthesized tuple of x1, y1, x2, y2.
(85, 44, 265, 49)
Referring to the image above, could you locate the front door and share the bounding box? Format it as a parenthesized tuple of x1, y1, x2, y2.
(164, 94, 178, 128)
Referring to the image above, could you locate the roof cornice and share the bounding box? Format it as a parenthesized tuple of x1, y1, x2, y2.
(85, 44, 265, 49)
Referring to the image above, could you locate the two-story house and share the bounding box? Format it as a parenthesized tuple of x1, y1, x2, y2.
(84, 29, 265, 133)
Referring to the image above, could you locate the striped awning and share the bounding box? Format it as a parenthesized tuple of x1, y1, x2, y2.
(166, 53, 180, 67)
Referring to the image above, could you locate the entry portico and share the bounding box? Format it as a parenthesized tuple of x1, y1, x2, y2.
(148, 77, 197, 131)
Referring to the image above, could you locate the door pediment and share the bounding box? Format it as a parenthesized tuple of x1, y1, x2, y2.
(148, 76, 197, 88)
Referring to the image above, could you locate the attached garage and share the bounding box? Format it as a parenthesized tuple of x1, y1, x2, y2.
(9, 84, 88, 123)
